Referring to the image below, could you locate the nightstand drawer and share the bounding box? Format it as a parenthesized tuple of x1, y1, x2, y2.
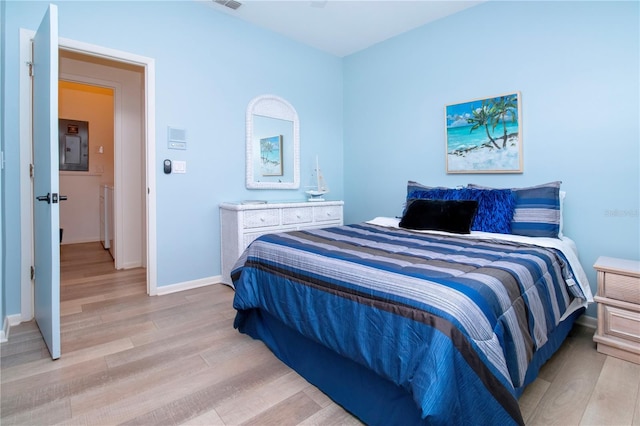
(602, 271, 640, 304)
(243, 209, 280, 229)
(601, 304, 640, 343)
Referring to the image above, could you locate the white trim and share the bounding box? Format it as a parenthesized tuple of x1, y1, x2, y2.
(155, 276, 222, 296)
(57, 37, 157, 297)
(575, 313, 597, 330)
(1, 314, 24, 343)
(120, 261, 144, 270)
(145, 61, 157, 296)
(60, 238, 103, 245)
(19, 30, 158, 317)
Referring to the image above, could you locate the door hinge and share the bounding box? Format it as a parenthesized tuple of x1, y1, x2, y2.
(30, 163, 34, 178)
(27, 61, 33, 77)
(30, 266, 35, 280)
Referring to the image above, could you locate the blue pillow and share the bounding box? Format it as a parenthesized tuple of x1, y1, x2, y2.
(468, 182, 561, 238)
(407, 187, 515, 234)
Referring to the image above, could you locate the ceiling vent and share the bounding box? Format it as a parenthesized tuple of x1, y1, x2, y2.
(214, 0, 242, 10)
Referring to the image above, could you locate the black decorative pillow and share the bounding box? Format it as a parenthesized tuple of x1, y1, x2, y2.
(399, 199, 479, 234)
(406, 187, 515, 234)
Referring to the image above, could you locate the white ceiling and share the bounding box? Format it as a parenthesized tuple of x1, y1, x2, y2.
(206, 1, 484, 57)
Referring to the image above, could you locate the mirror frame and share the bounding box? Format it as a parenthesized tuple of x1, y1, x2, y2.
(246, 94, 300, 189)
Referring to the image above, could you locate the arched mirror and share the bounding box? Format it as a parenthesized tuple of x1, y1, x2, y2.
(246, 95, 300, 189)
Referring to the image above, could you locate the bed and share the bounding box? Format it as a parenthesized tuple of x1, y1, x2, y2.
(230, 182, 593, 425)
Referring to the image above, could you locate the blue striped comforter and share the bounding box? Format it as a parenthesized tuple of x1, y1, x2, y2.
(232, 222, 590, 425)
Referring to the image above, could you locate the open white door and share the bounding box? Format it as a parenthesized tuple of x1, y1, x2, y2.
(32, 3, 61, 360)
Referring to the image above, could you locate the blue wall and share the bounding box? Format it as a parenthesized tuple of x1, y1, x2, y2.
(2, 1, 638, 321)
(1, 1, 343, 315)
(343, 1, 639, 317)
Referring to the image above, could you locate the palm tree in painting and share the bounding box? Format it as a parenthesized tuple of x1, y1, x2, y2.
(489, 95, 518, 148)
(260, 140, 274, 164)
(467, 100, 501, 149)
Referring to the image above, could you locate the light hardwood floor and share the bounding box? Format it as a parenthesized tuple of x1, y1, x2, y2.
(1, 242, 639, 425)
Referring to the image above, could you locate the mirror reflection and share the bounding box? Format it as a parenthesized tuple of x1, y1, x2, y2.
(246, 95, 299, 189)
(251, 115, 293, 184)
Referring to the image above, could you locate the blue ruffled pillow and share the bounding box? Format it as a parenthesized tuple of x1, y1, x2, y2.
(406, 187, 516, 234)
(468, 182, 562, 238)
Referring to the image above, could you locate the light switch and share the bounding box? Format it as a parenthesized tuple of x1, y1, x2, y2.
(173, 160, 186, 174)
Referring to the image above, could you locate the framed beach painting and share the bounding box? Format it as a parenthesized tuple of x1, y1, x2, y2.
(445, 92, 523, 174)
(260, 135, 283, 176)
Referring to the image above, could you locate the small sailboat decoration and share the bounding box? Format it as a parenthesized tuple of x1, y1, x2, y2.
(305, 155, 329, 202)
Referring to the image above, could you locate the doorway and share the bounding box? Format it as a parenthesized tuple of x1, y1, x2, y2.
(19, 29, 158, 325)
(58, 50, 146, 272)
(58, 80, 115, 261)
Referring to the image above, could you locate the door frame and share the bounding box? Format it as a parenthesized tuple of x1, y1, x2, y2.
(19, 30, 158, 321)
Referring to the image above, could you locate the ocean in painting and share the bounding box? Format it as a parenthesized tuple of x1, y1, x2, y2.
(446, 120, 521, 172)
(446, 121, 519, 152)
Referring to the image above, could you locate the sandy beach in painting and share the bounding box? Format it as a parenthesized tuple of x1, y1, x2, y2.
(447, 133, 520, 171)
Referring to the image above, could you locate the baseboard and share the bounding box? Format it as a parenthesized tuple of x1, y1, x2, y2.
(1, 314, 23, 343)
(155, 275, 222, 296)
(60, 238, 100, 245)
(576, 313, 597, 329)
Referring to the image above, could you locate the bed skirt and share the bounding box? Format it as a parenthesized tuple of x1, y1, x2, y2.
(236, 307, 585, 425)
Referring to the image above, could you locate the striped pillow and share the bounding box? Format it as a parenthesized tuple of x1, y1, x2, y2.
(468, 182, 562, 238)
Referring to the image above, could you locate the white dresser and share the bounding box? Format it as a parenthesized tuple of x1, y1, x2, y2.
(593, 256, 640, 364)
(219, 200, 344, 286)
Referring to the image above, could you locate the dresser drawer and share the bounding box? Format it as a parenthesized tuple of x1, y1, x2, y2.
(314, 205, 342, 222)
(282, 207, 313, 225)
(220, 201, 343, 286)
(243, 230, 292, 249)
(602, 271, 640, 304)
(243, 209, 280, 229)
(601, 304, 640, 343)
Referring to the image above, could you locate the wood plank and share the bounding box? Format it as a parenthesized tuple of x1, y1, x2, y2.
(525, 324, 607, 425)
(0, 398, 72, 426)
(517, 377, 551, 424)
(634, 384, 640, 425)
(581, 356, 640, 425)
(1, 338, 133, 384)
(60, 339, 283, 425)
(69, 354, 209, 416)
(239, 391, 322, 426)
(177, 408, 225, 425)
(297, 403, 364, 425)
(0, 242, 631, 425)
(0, 357, 109, 418)
(215, 372, 312, 425)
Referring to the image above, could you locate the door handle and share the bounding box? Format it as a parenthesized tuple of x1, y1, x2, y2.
(51, 193, 67, 203)
(36, 193, 51, 204)
(35, 193, 67, 204)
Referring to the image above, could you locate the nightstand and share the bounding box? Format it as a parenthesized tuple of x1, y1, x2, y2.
(593, 256, 640, 364)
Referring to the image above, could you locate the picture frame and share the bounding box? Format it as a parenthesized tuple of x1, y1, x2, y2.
(259, 135, 283, 176)
(445, 92, 522, 174)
